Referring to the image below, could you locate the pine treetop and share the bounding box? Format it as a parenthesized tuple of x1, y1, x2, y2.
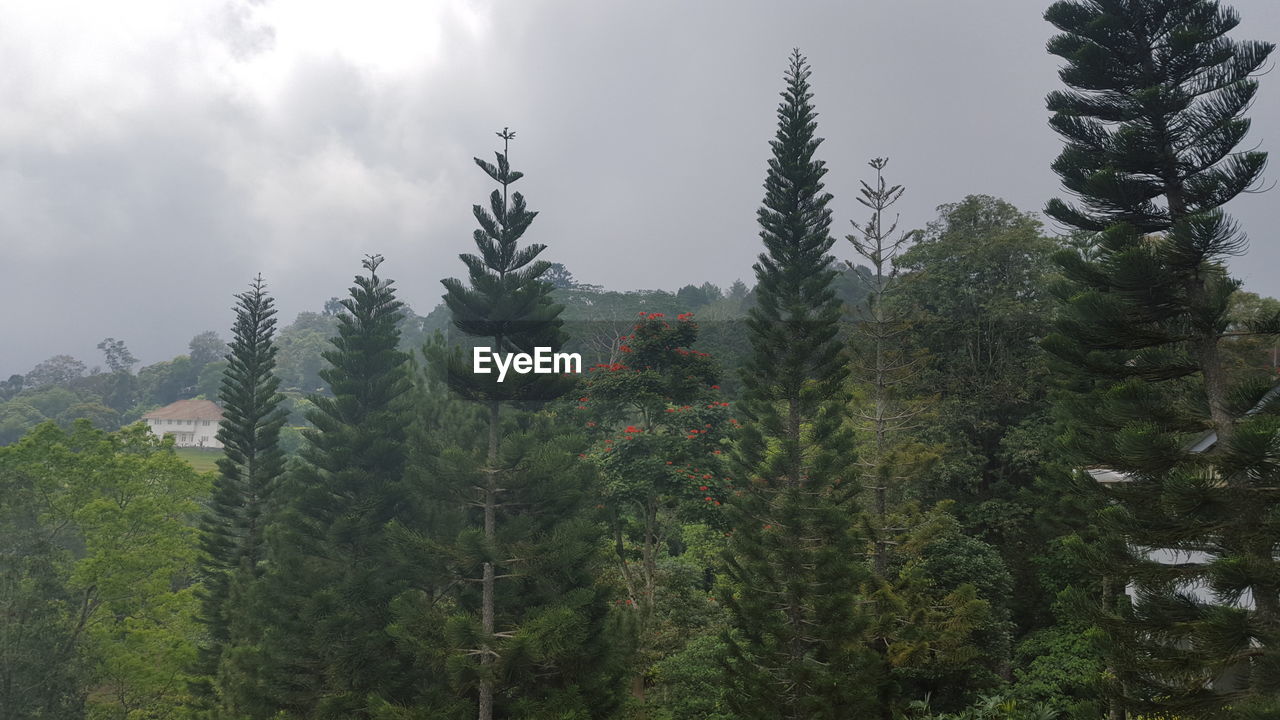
(442, 130, 570, 405)
(1045, 0, 1273, 234)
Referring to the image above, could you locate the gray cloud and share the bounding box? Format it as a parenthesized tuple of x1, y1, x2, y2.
(2, 0, 1278, 376)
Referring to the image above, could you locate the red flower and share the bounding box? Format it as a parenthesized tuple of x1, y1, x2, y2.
(619, 345, 632, 353)
(711, 385, 720, 389)
(625, 425, 640, 433)
(699, 485, 708, 491)
(704, 496, 713, 502)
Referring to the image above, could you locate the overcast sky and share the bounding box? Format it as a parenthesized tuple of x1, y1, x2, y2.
(2, 0, 1279, 377)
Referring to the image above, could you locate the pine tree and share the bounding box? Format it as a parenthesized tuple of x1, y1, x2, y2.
(439, 129, 618, 719)
(1042, 1, 1278, 715)
(845, 158, 927, 578)
(191, 275, 286, 715)
(720, 50, 881, 720)
(254, 255, 415, 718)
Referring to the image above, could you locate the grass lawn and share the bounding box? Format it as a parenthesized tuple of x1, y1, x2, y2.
(174, 446, 223, 473)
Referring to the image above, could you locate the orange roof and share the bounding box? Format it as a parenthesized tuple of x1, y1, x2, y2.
(142, 398, 224, 421)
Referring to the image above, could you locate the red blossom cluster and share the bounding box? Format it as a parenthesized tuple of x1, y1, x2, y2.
(624, 425, 641, 433)
(589, 362, 627, 373)
(676, 312, 695, 321)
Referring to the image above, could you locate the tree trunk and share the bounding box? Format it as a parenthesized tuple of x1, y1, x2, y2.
(479, 400, 499, 720)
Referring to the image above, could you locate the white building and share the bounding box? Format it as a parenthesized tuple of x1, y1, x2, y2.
(142, 399, 224, 448)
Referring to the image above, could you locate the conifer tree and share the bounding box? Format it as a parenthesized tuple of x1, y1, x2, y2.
(1042, 1, 1278, 715)
(843, 163, 1011, 715)
(191, 275, 286, 715)
(845, 158, 926, 577)
(720, 50, 881, 719)
(253, 255, 415, 718)
(439, 130, 617, 719)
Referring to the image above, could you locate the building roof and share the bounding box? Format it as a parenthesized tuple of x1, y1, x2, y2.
(142, 398, 224, 422)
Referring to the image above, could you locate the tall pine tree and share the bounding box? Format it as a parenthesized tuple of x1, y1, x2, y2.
(1042, 1, 1278, 715)
(191, 275, 287, 716)
(720, 50, 881, 719)
(252, 255, 415, 719)
(439, 129, 619, 719)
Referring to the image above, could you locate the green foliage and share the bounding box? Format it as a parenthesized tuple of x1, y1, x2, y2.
(25, 354, 87, 388)
(894, 196, 1057, 504)
(891, 196, 1066, 632)
(576, 312, 733, 710)
(422, 130, 622, 719)
(0, 421, 207, 719)
(1009, 622, 1105, 719)
(56, 401, 119, 430)
(440, 128, 570, 405)
(1043, 0, 1278, 714)
(0, 400, 47, 445)
(253, 256, 416, 718)
(645, 632, 735, 720)
(274, 315, 336, 394)
(721, 49, 880, 720)
(192, 275, 288, 715)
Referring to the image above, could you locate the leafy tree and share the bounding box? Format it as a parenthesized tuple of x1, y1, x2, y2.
(0, 401, 44, 445)
(97, 337, 137, 374)
(0, 421, 207, 719)
(274, 316, 335, 393)
(25, 354, 87, 388)
(55, 401, 119, 430)
(437, 128, 618, 719)
(892, 196, 1063, 631)
(137, 355, 197, 406)
(0, 428, 86, 717)
(0, 374, 22, 402)
(1042, 0, 1278, 715)
(720, 50, 880, 719)
(544, 262, 577, 289)
(578, 312, 732, 705)
(21, 385, 80, 420)
(189, 331, 227, 372)
(196, 359, 230, 400)
(253, 256, 415, 718)
(192, 275, 287, 716)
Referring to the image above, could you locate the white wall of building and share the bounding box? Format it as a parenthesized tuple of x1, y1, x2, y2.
(145, 417, 222, 449)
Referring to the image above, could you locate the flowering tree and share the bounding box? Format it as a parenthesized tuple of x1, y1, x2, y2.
(578, 312, 734, 705)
